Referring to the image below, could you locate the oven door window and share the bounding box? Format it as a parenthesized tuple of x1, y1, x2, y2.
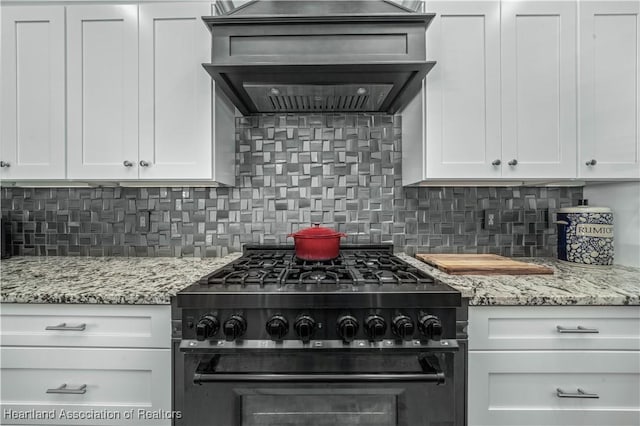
(241, 388, 397, 426)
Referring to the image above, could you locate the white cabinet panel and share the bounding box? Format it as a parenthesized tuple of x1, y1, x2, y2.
(425, 1, 502, 179)
(0, 347, 171, 425)
(579, 1, 640, 179)
(0, 304, 171, 349)
(469, 305, 640, 350)
(468, 351, 640, 426)
(469, 305, 640, 426)
(66, 5, 139, 180)
(139, 2, 213, 180)
(501, 1, 577, 179)
(1, 6, 65, 180)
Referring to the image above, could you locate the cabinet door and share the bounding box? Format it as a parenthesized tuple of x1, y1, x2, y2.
(501, 1, 577, 179)
(139, 2, 213, 180)
(468, 351, 640, 426)
(579, 1, 640, 179)
(425, 1, 502, 179)
(0, 6, 65, 180)
(66, 5, 139, 180)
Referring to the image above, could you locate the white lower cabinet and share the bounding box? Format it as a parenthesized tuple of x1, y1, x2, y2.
(469, 351, 640, 426)
(468, 306, 640, 426)
(1, 348, 170, 426)
(0, 304, 170, 348)
(0, 304, 172, 426)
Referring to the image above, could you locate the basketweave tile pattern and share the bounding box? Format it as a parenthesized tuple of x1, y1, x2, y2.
(1, 113, 582, 257)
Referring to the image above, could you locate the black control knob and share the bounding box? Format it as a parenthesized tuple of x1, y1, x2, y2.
(392, 314, 415, 341)
(266, 314, 289, 341)
(337, 315, 359, 343)
(364, 315, 387, 342)
(195, 314, 220, 341)
(419, 314, 443, 341)
(294, 314, 316, 343)
(223, 315, 247, 342)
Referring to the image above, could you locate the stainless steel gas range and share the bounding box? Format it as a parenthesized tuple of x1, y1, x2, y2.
(172, 244, 465, 426)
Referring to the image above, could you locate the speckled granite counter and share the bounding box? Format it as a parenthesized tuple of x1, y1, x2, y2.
(0, 254, 242, 304)
(397, 254, 640, 306)
(2, 254, 639, 306)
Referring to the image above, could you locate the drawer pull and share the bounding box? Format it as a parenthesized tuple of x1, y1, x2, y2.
(556, 325, 599, 334)
(556, 388, 599, 399)
(46, 384, 87, 394)
(45, 323, 86, 331)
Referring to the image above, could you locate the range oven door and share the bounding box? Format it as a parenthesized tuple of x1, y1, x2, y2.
(180, 347, 457, 426)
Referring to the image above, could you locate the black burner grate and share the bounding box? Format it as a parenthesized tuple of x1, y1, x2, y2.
(198, 246, 434, 288)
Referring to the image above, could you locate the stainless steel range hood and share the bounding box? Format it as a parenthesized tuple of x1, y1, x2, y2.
(202, 0, 436, 115)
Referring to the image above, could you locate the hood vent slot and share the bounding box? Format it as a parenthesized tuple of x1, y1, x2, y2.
(202, 0, 436, 115)
(245, 83, 392, 113)
(268, 95, 369, 112)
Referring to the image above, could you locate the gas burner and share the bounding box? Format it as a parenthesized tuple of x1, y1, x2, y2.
(308, 272, 327, 281)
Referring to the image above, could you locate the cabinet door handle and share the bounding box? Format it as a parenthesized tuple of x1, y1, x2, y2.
(139, 160, 150, 167)
(123, 160, 133, 167)
(0, 161, 10, 168)
(556, 325, 599, 334)
(45, 323, 86, 331)
(491, 159, 501, 166)
(556, 388, 599, 399)
(46, 384, 87, 394)
(507, 159, 518, 166)
(585, 159, 597, 166)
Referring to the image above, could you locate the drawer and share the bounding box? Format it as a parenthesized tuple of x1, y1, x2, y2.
(468, 350, 640, 426)
(0, 304, 170, 348)
(469, 306, 640, 350)
(0, 347, 171, 425)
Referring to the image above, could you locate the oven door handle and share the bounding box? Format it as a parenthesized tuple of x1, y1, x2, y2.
(193, 353, 445, 384)
(194, 372, 445, 384)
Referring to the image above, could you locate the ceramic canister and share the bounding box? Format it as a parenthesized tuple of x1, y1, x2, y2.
(556, 204, 614, 265)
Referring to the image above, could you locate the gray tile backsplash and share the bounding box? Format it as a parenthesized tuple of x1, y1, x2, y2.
(1, 113, 582, 257)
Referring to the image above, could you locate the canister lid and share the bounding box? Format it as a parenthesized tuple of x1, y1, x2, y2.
(557, 205, 612, 213)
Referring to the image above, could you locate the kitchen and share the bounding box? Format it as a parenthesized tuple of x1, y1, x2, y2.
(1, 0, 639, 425)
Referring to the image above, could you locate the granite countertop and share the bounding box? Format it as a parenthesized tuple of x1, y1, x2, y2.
(397, 254, 640, 306)
(1, 254, 639, 306)
(0, 254, 242, 304)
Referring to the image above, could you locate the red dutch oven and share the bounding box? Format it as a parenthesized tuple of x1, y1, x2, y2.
(287, 224, 347, 261)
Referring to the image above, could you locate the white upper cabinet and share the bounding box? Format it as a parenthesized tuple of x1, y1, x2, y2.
(579, 1, 640, 180)
(64, 2, 234, 183)
(0, 6, 66, 180)
(66, 4, 139, 180)
(425, 1, 502, 179)
(139, 2, 214, 180)
(407, 0, 578, 184)
(501, 0, 577, 179)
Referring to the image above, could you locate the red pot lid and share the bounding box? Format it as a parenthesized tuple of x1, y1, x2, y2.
(289, 224, 345, 238)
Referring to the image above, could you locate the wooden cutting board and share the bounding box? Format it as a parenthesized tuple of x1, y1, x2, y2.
(415, 254, 554, 275)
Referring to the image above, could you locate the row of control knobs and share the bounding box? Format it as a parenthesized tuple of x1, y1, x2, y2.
(195, 313, 442, 343)
(337, 314, 442, 342)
